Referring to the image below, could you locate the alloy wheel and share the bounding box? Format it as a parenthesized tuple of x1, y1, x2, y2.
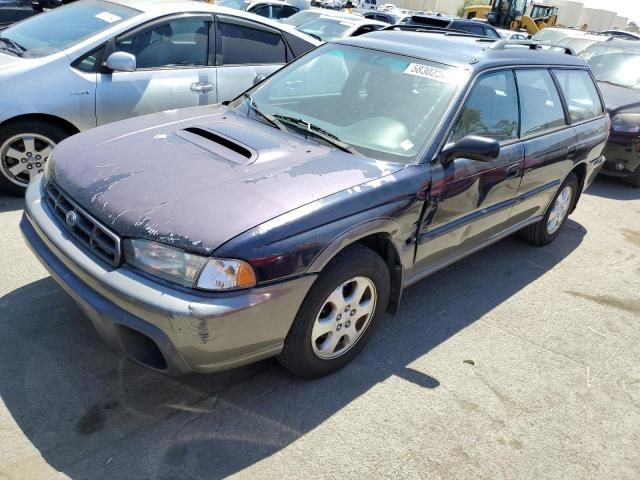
(311, 276, 377, 360)
(0, 133, 55, 187)
(546, 185, 573, 235)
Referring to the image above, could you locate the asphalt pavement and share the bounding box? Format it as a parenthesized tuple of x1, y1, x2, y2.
(0, 176, 638, 480)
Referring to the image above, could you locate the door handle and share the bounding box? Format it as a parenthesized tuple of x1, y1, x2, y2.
(567, 145, 577, 158)
(191, 82, 214, 93)
(506, 164, 520, 179)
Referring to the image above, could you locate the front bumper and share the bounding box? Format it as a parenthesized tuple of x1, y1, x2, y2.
(600, 134, 640, 179)
(20, 176, 317, 374)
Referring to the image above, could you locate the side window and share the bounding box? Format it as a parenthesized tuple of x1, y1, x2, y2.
(72, 46, 105, 73)
(218, 21, 287, 65)
(516, 69, 567, 136)
(484, 27, 500, 38)
(279, 6, 299, 18)
(115, 18, 209, 69)
(451, 70, 519, 143)
(250, 5, 272, 17)
(553, 69, 603, 123)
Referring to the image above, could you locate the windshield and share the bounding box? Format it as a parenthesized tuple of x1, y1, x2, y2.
(215, 0, 249, 10)
(0, 0, 139, 58)
(557, 36, 602, 54)
(230, 44, 463, 164)
(283, 10, 321, 26)
(297, 18, 354, 41)
(532, 28, 572, 44)
(581, 45, 640, 90)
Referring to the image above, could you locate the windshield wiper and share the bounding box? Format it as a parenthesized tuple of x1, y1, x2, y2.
(273, 115, 361, 156)
(0, 37, 25, 57)
(241, 93, 286, 132)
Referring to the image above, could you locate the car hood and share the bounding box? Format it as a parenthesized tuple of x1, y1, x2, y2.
(598, 81, 640, 115)
(51, 106, 402, 254)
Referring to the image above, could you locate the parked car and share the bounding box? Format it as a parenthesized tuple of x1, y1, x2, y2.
(600, 30, 640, 41)
(359, 0, 378, 10)
(283, 7, 355, 27)
(0, 0, 36, 28)
(296, 14, 386, 41)
(580, 39, 640, 186)
(216, 0, 310, 20)
(21, 32, 607, 377)
(495, 28, 529, 40)
(404, 14, 501, 38)
(534, 28, 604, 54)
(0, 0, 320, 195)
(361, 10, 409, 24)
(31, 0, 76, 12)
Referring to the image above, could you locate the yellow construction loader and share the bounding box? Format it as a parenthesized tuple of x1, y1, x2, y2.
(464, 0, 558, 35)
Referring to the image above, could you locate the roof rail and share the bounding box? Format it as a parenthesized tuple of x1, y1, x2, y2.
(489, 39, 574, 55)
(381, 24, 488, 39)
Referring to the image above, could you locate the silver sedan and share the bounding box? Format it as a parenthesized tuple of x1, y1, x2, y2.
(0, 0, 320, 195)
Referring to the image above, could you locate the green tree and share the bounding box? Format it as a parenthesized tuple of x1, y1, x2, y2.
(628, 21, 639, 33)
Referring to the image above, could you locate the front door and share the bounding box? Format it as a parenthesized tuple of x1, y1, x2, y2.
(414, 69, 524, 274)
(96, 15, 216, 126)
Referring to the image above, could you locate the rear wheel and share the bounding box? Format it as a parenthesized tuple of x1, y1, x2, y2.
(0, 120, 70, 196)
(519, 172, 578, 246)
(278, 244, 390, 378)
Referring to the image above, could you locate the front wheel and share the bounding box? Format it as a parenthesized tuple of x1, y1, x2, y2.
(519, 172, 578, 246)
(0, 121, 70, 196)
(278, 244, 390, 378)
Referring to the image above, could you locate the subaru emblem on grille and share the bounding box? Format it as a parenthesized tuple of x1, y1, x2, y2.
(65, 210, 78, 228)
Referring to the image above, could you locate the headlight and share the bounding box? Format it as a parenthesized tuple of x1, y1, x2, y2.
(123, 239, 256, 291)
(611, 113, 640, 133)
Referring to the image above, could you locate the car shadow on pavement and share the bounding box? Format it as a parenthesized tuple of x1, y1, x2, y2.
(585, 176, 640, 201)
(0, 221, 586, 479)
(0, 193, 24, 213)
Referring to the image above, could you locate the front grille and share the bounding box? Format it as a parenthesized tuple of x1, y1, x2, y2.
(45, 182, 122, 267)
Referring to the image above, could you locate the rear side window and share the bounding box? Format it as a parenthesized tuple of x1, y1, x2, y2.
(280, 6, 299, 18)
(218, 21, 287, 65)
(451, 70, 519, 143)
(516, 69, 566, 136)
(484, 27, 500, 38)
(553, 69, 603, 123)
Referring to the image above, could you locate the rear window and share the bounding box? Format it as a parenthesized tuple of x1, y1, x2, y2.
(553, 69, 603, 123)
(219, 21, 287, 65)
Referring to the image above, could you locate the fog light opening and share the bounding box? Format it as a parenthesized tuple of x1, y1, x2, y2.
(118, 326, 167, 371)
(615, 161, 625, 171)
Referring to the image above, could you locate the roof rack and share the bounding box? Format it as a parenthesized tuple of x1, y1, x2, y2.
(489, 39, 574, 55)
(381, 24, 488, 39)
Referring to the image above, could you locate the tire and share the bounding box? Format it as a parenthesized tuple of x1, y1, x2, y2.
(624, 165, 640, 188)
(519, 172, 579, 246)
(278, 243, 390, 378)
(0, 120, 70, 196)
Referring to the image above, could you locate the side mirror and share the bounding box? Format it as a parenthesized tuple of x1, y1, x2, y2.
(440, 135, 500, 164)
(253, 74, 267, 85)
(106, 51, 136, 73)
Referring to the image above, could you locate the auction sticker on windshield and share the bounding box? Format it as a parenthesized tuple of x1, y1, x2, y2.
(95, 12, 122, 23)
(404, 63, 458, 84)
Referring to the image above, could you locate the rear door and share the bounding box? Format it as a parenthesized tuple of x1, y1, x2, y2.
(414, 69, 524, 272)
(96, 14, 215, 126)
(510, 68, 576, 223)
(215, 14, 290, 102)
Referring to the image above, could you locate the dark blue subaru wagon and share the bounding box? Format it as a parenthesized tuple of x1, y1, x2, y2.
(21, 31, 608, 377)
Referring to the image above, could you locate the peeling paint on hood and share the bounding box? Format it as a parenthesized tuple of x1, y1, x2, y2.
(50, 105, 402, 254)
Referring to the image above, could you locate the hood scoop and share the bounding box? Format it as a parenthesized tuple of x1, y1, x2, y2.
(175, 126, 258, 165)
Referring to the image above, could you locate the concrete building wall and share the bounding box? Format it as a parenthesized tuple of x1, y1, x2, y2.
(613, 16, 629, 30)
(553, 0, 584, 28)
(578, 7, 617, 31)
(393, 0, 464, 15)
